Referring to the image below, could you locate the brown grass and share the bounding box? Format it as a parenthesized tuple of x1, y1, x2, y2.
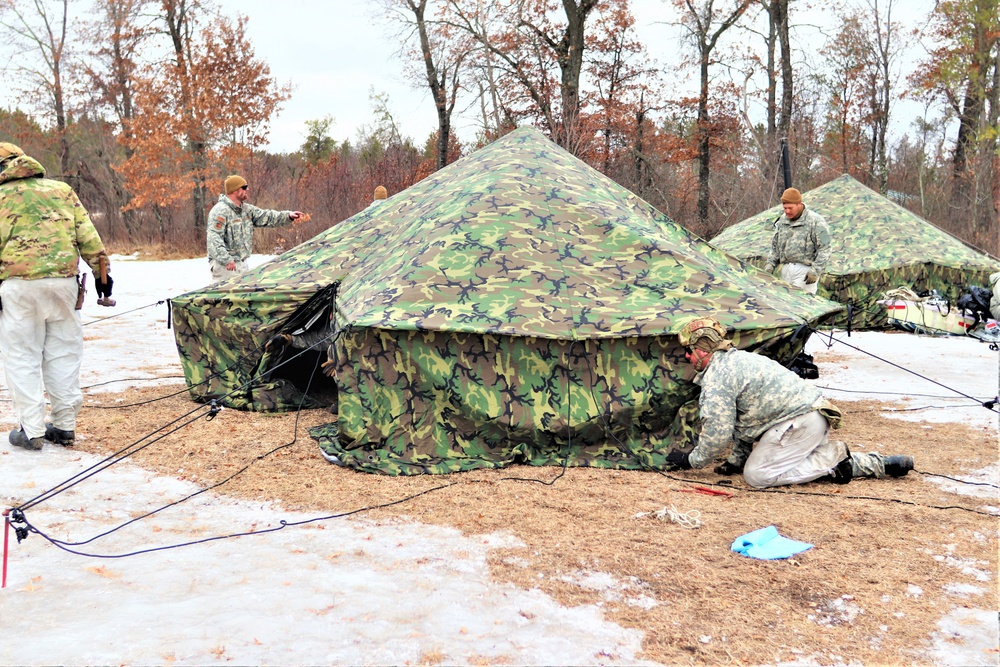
(103, 243, 200, 261)
(63, 384, 999, 666)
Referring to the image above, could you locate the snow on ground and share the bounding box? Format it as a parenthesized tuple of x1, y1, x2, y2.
(805, 330, 999, 431)
(0, 256, 997, 665)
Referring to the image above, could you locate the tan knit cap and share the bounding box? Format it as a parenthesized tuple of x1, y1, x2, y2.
(224, 175, 247, 195)
(780, 188, 802, 204)
(374, 185, 388, 200)
(0, 143, 24, 160)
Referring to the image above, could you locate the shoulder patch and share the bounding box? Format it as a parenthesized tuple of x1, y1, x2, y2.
(214, 221, 224, 230)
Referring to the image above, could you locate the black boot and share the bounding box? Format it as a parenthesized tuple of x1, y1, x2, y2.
(45, 423, 75, 446)
(9, 429, 45, 451)
(829, 455, 853, 484)
(884, 455, 913, 477)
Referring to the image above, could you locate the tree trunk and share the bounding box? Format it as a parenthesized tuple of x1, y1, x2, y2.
(697, 51, 711, 222)
(162, 0, 204, 230)
(556, 0, 597, 151)
(409, 0, 452, 170)
(777, 0, 792, 140)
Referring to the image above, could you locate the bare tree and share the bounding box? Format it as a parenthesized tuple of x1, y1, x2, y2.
(79, 0, 152, 236)
(446, 0, 599, 153)
(383, 0, 468, 170)
(910, 0, 999, 245)
(673, 0, 754, 222)
(863, 0, 901, 194)
(0, 0, 75, 177)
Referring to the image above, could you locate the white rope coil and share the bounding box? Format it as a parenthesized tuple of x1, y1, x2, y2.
(635, 505, 702, 529)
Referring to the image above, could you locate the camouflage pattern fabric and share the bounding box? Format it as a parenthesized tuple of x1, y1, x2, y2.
(689, 349, 825, 469)
(850, 451, 886, 479)
(171, 127, 842, 474)
(206, 194, 292, 265)
(763, 207, 831, 276)
(713, 175, 1000, 330)
(0, 155, 107, 279)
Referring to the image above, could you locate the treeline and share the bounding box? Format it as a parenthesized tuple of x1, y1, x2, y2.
(0, 0, 997, 258)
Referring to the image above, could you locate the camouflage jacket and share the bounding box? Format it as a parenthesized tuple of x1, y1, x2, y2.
(689, 349, 824, 469)
(763, 207, 831, 275)
(206, 194, 292, 264)
(0, 155, 107, 280)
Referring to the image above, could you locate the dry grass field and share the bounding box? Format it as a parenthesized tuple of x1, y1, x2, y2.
(72, 384, 999, 666)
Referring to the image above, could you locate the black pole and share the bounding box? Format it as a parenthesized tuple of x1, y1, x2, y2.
(780, 138, 792, 189)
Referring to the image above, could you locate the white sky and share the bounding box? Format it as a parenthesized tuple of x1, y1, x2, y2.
(218, 0, 939, 154)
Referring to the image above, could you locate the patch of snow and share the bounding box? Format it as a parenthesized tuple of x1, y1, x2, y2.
(927, 608, 1000, 667)
(0, 447, 655, 666)
(926, 461, 1000, 500)
(929, 554, 992, 582)
(943, 583, 986, 597)
(806, 596, 863, 627)
(805, 331, 999, 431)
(558, 571, 660, 610)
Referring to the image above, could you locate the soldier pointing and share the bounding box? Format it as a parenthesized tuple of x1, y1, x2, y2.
(206, 175, 303, 282)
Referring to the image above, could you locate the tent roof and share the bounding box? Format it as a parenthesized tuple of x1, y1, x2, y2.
(711, 174, 1000, 277)
(178, 127, 839, 339)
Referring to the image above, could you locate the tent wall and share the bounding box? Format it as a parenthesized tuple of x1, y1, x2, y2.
(311, 325, 808, 475)
(171, 290, 324, 411)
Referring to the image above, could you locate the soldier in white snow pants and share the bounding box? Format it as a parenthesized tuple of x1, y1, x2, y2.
(0, 278, 83, 443)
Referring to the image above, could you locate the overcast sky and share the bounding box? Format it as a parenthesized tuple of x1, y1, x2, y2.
(213, 0, 935, 154)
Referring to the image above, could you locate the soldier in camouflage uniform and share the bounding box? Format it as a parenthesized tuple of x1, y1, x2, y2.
(207, 175, 302, 281)
(664, 317, 914, 487)
(0, 143, 110, 451)
(763, 188, 832, 294)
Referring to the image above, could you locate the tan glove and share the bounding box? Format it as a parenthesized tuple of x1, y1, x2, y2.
(805, 270, 819, 284)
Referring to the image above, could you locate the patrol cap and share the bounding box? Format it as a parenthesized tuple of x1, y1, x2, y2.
(780, 188, 802, 204)
(677, 317, 728, 348)
(373, 185, 388, 200)
(224, 175, 247, 194)
(0, 143, 24, 161)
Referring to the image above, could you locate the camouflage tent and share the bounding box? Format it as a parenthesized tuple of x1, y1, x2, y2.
(170, 128, 841, 475)
(712, 175, 1000, 330)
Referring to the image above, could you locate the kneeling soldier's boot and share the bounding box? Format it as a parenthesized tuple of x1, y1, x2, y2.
(45, 423, 75, 446)
(884, 455, 913, 477)
(825, 446, 853, 485)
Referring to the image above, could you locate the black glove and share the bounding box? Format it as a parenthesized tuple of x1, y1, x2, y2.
(265, 333, 292, 352)
(94, 272, 113, 298)
(714, 460, 744, 476)
(665, 449, 692, 470)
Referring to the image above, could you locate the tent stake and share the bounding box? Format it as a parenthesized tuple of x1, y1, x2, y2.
(2, 509, 10, 589)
